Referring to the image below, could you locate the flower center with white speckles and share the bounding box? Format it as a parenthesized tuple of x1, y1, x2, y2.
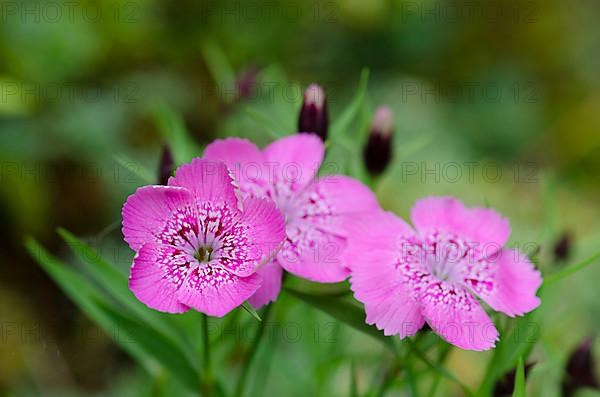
(158, 202, 253, 277)
(396, 231, 487, 300)
(422, 232, 474, 284)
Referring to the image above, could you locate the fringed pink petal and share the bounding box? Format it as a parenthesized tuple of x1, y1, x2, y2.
(248, 260, 283, 309)
(176, 266, 261, 317)
(203, 138, 271, 196)
(263, 133, 324, 192)
(128, 242, 190, 313)
(122, 185, 195, 251)
(345, 211, 423, 338)
(278, 222, 348, 282)
(421, 282, 499, 351)
(168, 158, 239, 208)
(411, 196, 511, 249)
(467, 249, 542, 317)
(240, 196, 286, 267)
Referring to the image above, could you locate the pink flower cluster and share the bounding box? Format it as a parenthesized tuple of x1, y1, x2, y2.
(122, 134, 542, 350)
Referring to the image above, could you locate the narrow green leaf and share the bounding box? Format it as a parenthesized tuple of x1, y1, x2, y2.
(200, 39, 236, 88)
(25, 237, 201, 392)
(325, 69, 370, 179)
(95, 299, 201, 392)
(396, 134, 432, 158)
(477, 312, 539, 396)
(350, 361, 358, 397)
(25, 237, 159, 372)
(152, 103, 199, 165)
(330, 68, 370, 139)
(406, 339, 473, 397)
(113, 153, 155, 184)
(57, 229, 190, 347)
(285, 287, 393, 350)
(241, 301, 262, 322)
(235, 304, 273, 397)
(543, 250, 600, 286)
(512, 357, 526, 397)
(405, 359, 419, 397)
(425, 342, 452, 397)
(243, 107, 286, 139)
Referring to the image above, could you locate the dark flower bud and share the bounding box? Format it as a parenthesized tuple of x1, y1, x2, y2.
(493, 362, 535, 396)
(563, 337, 599, 397)
(298, 84, 328, 141)
(553, 232, 572, 263)
(158, 145, 174, 185)
(235, 65, 260, 102)
(363, 106, 393, 176)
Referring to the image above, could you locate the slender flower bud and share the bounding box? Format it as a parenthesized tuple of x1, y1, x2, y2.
(363, 106, 393, 176)
(158, 145, 174, 185)
(493, 362, 535, 396)
(563, 337, 599, 397)
(553, 231, 572, 263)
(298, 84, 328, 141)
(235, 65, 260, 101)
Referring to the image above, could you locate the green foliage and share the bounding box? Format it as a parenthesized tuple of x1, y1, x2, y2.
(18, 65, 600, 397)
(152, 103, 200, 166)
(512, 357, 526, 397)
(285, 287, 394, 350)
(25, 236, 201, 392)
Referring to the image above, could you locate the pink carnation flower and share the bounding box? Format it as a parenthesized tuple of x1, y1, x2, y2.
(345, 197, 542, 351)
(122, 159, 285, 317)
(203, 134, 379, 308)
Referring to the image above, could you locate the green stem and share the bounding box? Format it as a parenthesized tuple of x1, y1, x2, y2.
(543, 250, 600, 286)
(235, 304, 274, 397)
(406, 339, 473, 397)
(376, 357, 403, 397)
(425, 344, 452, 397)
(201, 314, 213, 396)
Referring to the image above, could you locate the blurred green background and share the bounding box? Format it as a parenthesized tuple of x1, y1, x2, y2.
(1, 0, 600, 396)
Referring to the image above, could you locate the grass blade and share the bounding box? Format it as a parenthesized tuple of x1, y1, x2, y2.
(285, 287, 393, 350)
(152, 103, 199, 166)
(25, 237, 201, 391)
(241, 301, 262, 322)
(113, 153, 155, 184)
(57, 228, 191, 347)
(330, 68, 370, 138)
(200, 39, 235, 88)
(350, 361, 358, 397)
(512, 357, 526, 397)
(543, 250, 600, 286)
(476, 312, 539, 397)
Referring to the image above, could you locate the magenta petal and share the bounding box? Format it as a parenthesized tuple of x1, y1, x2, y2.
(122, 185, 195, 251)
(278, 222, 349, 282)
(248, 260, 283, 309)
(311, 176, 379, 213)
(421, 283, 499, 351)
(128, 243, 190, 314)
(168, 158, 239, 207)
(240, 196, 286, 267)
(203, 138, 270, 195)
(470, 249, 542, 317)
(298, 176, 380, 236)
(263, 133, 324, 191)
(276, 176, 381, 282)
(345, 211, 423, 337)
(343, 210, 416, 257)
(411, 196, 511, 248)
(176, 267, 261, 317)
(203, 138, 264, 168)
(350, 250, 424, 337)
